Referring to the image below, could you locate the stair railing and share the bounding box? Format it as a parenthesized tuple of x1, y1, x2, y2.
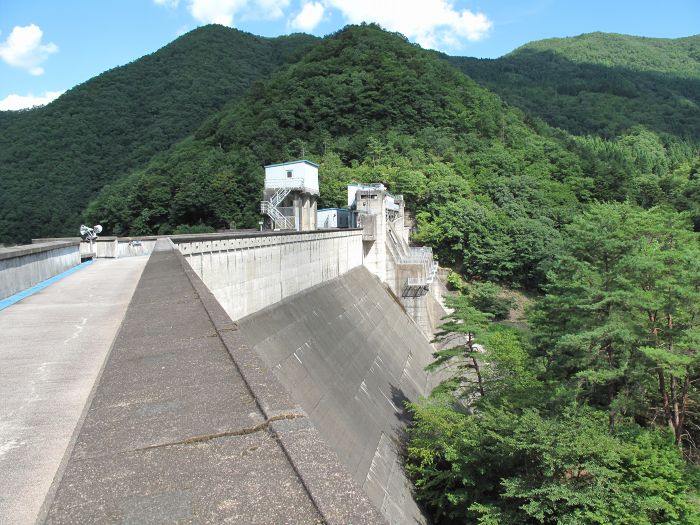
(261, 178, 304, 230)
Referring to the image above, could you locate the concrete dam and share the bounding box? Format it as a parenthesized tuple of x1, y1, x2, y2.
(0, 166, 445, 524)
(178, 226, 436, 523)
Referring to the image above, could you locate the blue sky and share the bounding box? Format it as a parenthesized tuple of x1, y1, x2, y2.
(1, 0, 698, 110)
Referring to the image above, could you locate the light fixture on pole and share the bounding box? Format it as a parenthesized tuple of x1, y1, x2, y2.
(79, 224, 102, 252)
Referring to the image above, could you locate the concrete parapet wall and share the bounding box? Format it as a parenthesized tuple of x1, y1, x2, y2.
(239, 267, 431, 525)
(31, 237, 158, 259)
(0, 241, 80, 299)
(81, 239, 157, 258)
(176, 230, 363, 321)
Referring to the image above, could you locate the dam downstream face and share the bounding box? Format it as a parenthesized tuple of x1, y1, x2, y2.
(176, 232, 434, 523)
(237, 267, 432, 524)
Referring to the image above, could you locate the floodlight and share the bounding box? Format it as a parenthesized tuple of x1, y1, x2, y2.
(79, 224, 102, 242)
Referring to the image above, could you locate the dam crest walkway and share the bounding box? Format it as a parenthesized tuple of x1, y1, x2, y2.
(1, 240, 384, 524)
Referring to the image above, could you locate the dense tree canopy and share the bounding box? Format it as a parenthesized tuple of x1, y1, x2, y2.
(408, 203, 700, 523)
(0, 25, 317, 243)
(452, 33, 700, 142)
(409, 399, 699, 524)
(530, 204, 700, 446)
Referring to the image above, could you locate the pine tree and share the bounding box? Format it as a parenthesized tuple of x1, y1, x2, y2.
(429, 294, 493, 398)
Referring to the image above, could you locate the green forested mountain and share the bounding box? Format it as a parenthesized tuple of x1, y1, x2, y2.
(86, 24, 591, 287)
(4, 27, 698, 246)
(0, 25, 317, 243)
(513, 32, 700, 75)
(451, 32, 700, 141)
(86, 25, 699, 285)
(4, 22, 699, 521)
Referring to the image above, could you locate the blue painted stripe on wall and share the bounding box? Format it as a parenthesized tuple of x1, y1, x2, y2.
(0, 260, 94, 311)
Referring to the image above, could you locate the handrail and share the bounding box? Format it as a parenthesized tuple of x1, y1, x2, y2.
(268, 178, 312, 206)
(261, 178, 306, 230)
(387, 216, 439, 296)
(261, 201, 295, 230)
(387, 219, 433, 266)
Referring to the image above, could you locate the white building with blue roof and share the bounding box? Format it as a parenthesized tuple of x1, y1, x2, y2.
(261, 160, 319, 231)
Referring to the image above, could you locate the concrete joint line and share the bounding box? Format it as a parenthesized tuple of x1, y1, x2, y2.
(174, 246, 289, 419)
(136, 413, 306, 452)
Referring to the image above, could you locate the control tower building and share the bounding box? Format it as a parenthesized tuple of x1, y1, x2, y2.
(261, 160, 319, 231)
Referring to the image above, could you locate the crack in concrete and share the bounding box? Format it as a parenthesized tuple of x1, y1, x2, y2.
(136, 413, 305, 452)
(205, 324, 238, 337)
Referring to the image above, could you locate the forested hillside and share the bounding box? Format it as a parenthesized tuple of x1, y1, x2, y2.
(5, 21, 700, 522)
(409, 202, 700, 523)
(86, 25, 699, 286)
(398, 33, 700, 524)
(86, 24, 590, 287)
(452, 33, 700, 141)
(0, 25, 317, 243)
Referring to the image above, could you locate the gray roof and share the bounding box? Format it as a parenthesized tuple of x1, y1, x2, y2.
(264, 159, 319, 168)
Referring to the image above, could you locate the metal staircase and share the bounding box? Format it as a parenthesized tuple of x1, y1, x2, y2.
(387, 218, 439, 297)
(260, 178, 303, 230)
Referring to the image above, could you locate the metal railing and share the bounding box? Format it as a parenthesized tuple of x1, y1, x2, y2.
(386, 218, 438, 297)
(388, 219, 433, 265)
(261, 201, 295, 230)
(261, 178, 305, 230)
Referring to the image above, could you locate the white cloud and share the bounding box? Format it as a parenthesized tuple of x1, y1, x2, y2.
(0, 25, 58, 76)
(289, 1, 324, 31)
(326, 0, 492, 49)
(0, 90, 64, 111)
(153, 0, 181, 7)
(181, 0, 490, 46)
(186, 0, 291, 25)
(187, 0, 249, 25)
(254, 0, 290, 20)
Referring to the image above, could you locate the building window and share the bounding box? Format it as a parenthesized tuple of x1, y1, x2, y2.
(286, 170, 293, 178)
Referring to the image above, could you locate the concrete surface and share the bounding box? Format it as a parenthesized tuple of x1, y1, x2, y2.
(84, 238, 157, 258)
(178, 229, 363, 320)
(239, 266, 434, 525)
(177, 242, 385, 525)
(43, 239, 384, 525)
(0, 240, 79, 261)
(0, 256, 148, 525)
(0, 241, 81, 300)
(1, 261, 94, 311)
